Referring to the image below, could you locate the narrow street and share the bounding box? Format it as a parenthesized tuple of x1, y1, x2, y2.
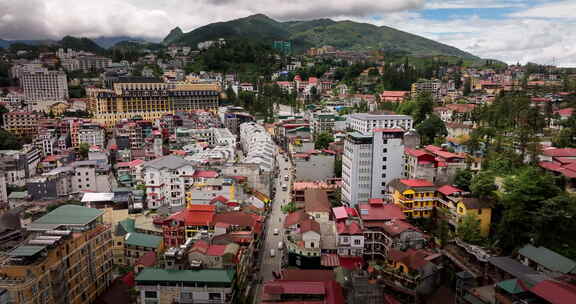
(254, 147, 293, 300)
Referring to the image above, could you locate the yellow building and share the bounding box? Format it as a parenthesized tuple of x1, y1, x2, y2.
(437, 185, 492, 237)
(455, 198, 492, 237)
(87, 80, 220, 127)
(0, 205, 113, 304)
(49, 101, 70, 116)
(389, 179, 438, 218)
(2, 112, 41, 137)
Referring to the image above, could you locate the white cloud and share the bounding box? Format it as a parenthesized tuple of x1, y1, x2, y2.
(509, 1, 576, 18)
(0, 0, 425, 40)
(1, 0, 575, 66)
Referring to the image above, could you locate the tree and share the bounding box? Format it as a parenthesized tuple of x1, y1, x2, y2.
(225, 86, 237, 105)
(416, 114, 447, 145)
(314, 133, 334, 150)
(0, 105, 8, 126)
(281, 202, 300, 214)
(496, 167, 561, 252)
(470, 171, 497, 199)
(78, 143, 90, 159)
(457, 214, 483, 245)
(413, 93, 434, 124)
(0, 129, 26, 150)
(334, 157, 342, 178)
(463, 77, 471, 96)
(532, 195, 576, 259)
(454, 169, 473, 191)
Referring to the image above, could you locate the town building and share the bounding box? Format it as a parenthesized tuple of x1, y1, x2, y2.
(87, 79, 220, 127)
(162, 204, 216, 247)
(388, 179, 438, 219)
(379, 91, 410, 103)
(239, 122, 276, 172)
(142, 155, 196, 208)
(135, 268, 236, 304)
(436, 185, 492, 237)
(260, 269, 345, 304)
(341, 129, 406, 206)
(0, 147, 42, 186)
(346, 113, 413, 133)
(359, 199, 428, 260)
(0, 173, 7, 205)
(310, 113, 346, 136)
(0, 205, 113, 304)
(2, 112, 41, 137)
(404, 145, 468, 185)
(77, 123, 106, 148)
(21, 70, 69, 105)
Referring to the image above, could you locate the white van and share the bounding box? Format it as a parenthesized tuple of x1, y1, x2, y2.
(284, 175, 289, 181)
(273, 228, 279, 235)
(278, 241, 283, 250)
(270, 249, 276, 257)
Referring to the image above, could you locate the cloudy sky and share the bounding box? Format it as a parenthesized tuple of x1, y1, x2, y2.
(1, 0, 575, 66)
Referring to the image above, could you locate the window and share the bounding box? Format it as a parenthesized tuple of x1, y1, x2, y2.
(478, 209, 482, 215)
(354, 239, 361, 245)
(209, 293, 222, 301)
(315, 214, 320, 218)
(144, 291, 158, 298)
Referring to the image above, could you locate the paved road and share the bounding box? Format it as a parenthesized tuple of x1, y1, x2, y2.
(259, 149, 294, 282)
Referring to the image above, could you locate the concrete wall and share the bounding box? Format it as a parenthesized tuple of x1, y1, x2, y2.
(294, 154, 335, 182)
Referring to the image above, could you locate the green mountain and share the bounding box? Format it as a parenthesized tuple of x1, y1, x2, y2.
(166, 14, 477, 59)
(59, 36, 106, 54)
(163, 27, 184, 45)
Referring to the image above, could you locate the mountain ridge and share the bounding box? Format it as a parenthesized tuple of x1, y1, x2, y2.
(165, 14, 478, 59)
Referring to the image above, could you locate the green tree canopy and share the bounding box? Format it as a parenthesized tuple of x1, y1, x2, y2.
(314, 133, 334, 150)
(496, 167, 561, 252)
(457, 213, 484, 245)
(470, 171, 497, 199)
(416, 114, 447, 145)
(454, 169, 473, 191)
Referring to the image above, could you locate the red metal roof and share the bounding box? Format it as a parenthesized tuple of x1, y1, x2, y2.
(359, 203, 405, 221)
(381, 91, 409, 97)
(332, 207, 348, 220)
(388, 248, 431, 270)
(400, 179, 435, 187)
(167, 205, 215, 226)
(300, 219, 321, 234)
(206, 244, 227, 256)
(530, 279, 576, 304)
(321, 254, 340, 267)
(284, 210, 309, 228)
(405, 148, 430, 158)
(543, 148, 576, 157)
(555, 108, 574, 117)
(369, 198, 384, 205)
(382, 219, 420, 236)
(135, 252, 156, 267)
(193, 170, 219, 178)
(339, 257, 364, 270)
(346, 207, 358, 217)
(281, 269, 335, 282)
(437, 185, 463, 196)
(264, 281, 326, 295)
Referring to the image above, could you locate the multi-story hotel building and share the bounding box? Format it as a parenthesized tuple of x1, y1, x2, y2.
(0, 205, 113, 304)
(87, 78, 220, 127)
(341, 129, 406, 206)
(346, 113, 414, 133)
(2, 112, 41, 137)
(21, 70, 69, 102)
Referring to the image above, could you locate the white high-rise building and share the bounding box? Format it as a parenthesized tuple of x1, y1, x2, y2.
(342, 129, 406, 206)
(0, 172, 7, 204)
(346, 113, 413, 133)
(21, 70, 69, 102)
(142, 155, 196, 209)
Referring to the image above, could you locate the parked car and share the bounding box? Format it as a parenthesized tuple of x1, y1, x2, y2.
(273, 228, 279, 235)
(270, 249, 276, 257)
(278, 241, 283, 250)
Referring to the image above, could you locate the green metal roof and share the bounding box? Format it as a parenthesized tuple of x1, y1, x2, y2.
(8, 191, 28, 199)
(497, 279, 525, 295)
(136, 268, 235, 284)
(34, 205, 103, 226)
(124, 232, 162, 249)
(9, 245, 47, 257)
(116, 218, 136, 236)
(518, 244, 576, 274)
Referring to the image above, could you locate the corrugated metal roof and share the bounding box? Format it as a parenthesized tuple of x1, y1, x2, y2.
(33, 205, 103, 226)
(8, 245, 47, 257)
(135, 268, 235, 283)
(124, 232, 162, 249)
